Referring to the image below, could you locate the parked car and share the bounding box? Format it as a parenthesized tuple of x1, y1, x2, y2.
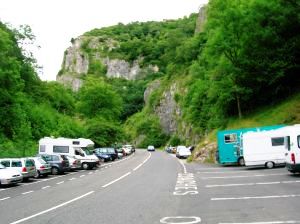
(29, 157, 51, 178)
(123, 145, 133, 155)
(116, 148, 126, 158)
(0, 163, 23, 186)
(66, 155, 81, 170)
(0, 158, 36, 181)
(176, 146, 191, 159)
(147, 145, 155, 151)
(38, 154, 70, 175)
(94, 148, 118, 161)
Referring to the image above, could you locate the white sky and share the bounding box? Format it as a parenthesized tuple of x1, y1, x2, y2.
(0, 0, 208, 81)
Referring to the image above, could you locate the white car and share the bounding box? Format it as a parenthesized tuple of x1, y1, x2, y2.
(176, 146, 191, 159)
(123, 145, 133, 155)
(0, 164, 23, 186)
(147, 145, 155, 151)
(0, 158, 36, 181)
(66, 155, 81, 170)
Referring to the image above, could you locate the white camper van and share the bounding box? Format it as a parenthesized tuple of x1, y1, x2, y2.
(243, 129, 286, 168)
(39, 137, 99, 170)
(284, 125, 300, 173)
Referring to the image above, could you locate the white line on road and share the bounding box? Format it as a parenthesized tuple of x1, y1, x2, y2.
(88, 172, 93, 175)
(69, 178, 76, 181)
(202, 173, 286, 179)
(22, 191, 34, 195)
(102, 172, 131, 188)
(133, 152, 151, 171)
(56, 181, 64, 185)
(179, 160, 187, 174)
(212, 194, 300, 201)
(42, 186, 50, 190)
(206, 182, 280, 188)
(206, 180, 300, 188)
(219, 221, 300, 224)
(10, 191, 94, 224)
(80, 175, 85, 178)
(0, 189, 6, 192)
(0, 197, 10, 201)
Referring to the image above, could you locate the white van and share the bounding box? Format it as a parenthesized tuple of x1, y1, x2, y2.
(176, 146, 191, 159)
(39, 137, 99, 170)
(243, 129, 286, 168)
(284, 125, 300, 173)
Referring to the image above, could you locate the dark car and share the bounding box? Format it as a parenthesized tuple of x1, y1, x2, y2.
(38, 154, 70, 175)
(94, 148, 118, 162)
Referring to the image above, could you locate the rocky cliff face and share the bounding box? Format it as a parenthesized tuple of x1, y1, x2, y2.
(195, 5, 207, 34)
(57, 36, 158, 91)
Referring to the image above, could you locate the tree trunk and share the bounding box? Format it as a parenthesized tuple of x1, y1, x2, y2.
(236, 94, 242, 119)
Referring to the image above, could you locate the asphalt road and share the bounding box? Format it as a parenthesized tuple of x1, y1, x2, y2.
(1, 150, 300, 224)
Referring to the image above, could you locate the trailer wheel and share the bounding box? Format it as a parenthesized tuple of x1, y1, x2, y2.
(238, 157, 245, 166)
(266, 161, 274, 169)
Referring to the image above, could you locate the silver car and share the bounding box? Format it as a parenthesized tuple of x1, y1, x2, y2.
(29, 157, 51, 178)
(0, 164, 23, 186)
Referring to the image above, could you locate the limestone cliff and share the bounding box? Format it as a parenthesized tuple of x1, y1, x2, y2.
(57, 36, 159, 91)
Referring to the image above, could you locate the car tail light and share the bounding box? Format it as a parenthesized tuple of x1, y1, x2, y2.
(291, 153, 296, 164)
(73, 161, 77, 165)
(22, 167, 27, 172)
(40, 166, 45, 170)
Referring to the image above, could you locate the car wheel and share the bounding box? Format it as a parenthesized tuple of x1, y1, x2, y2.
(34, 170, 40, 178)
(51, 167, 59, 175)
(238, 157, 245, 166)
(266, 161, 274, 169)
(82, 163, 89, 170)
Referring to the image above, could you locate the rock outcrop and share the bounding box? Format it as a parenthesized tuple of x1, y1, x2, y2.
(57, 36, 159, 90)
(154, 83, 181, 135)
(195, 5, 207, 34)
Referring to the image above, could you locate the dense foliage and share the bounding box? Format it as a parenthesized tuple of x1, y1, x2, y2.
(184, 0, 300, 132)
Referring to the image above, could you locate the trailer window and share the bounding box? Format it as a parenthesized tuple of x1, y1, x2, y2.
(284, 136, 291, 151)
(271, 137, 284, 146)
(53, 146, 69, 153)
(298, 136, 300, 149)
(224, 134, 237, 143)
(39, 145, 46, 152)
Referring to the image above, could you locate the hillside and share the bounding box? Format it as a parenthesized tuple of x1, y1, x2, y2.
(1, 0, 299, 160)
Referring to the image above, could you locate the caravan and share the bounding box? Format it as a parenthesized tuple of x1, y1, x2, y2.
(216, 125, 284, 165)
(283, 125, 300, 173)
(242, 129, 286, 168)
(39, 137, 99, 170)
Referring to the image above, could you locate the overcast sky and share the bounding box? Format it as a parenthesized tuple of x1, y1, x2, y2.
(0, 0, 208, 81)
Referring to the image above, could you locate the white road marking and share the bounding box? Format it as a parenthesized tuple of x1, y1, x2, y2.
(10, 191, 94, 224)
(20, 170, 85, 187)
(56, 181, 64, 185)
(102, 172, 131, 188)
(197, 171, 284, 174)
(80, 175, 85, 178)
(160, 216, 201, 223)
(212, 194, 300, 201)
(22, 191, 34, 195)
(0, 197, 10, 201)
(69, 178, 76, 181)
(88, 172, 93, 175)
(0, 189, 6, 192)
(202, 173, 286, 180)
(42, 186, 50, 190)
(206, 180, 300, 188)
(219, 221, 300, 224)
(178, 160, 187, 174)
(133, 152, 151, 171)
(133, 163, 143, 171)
